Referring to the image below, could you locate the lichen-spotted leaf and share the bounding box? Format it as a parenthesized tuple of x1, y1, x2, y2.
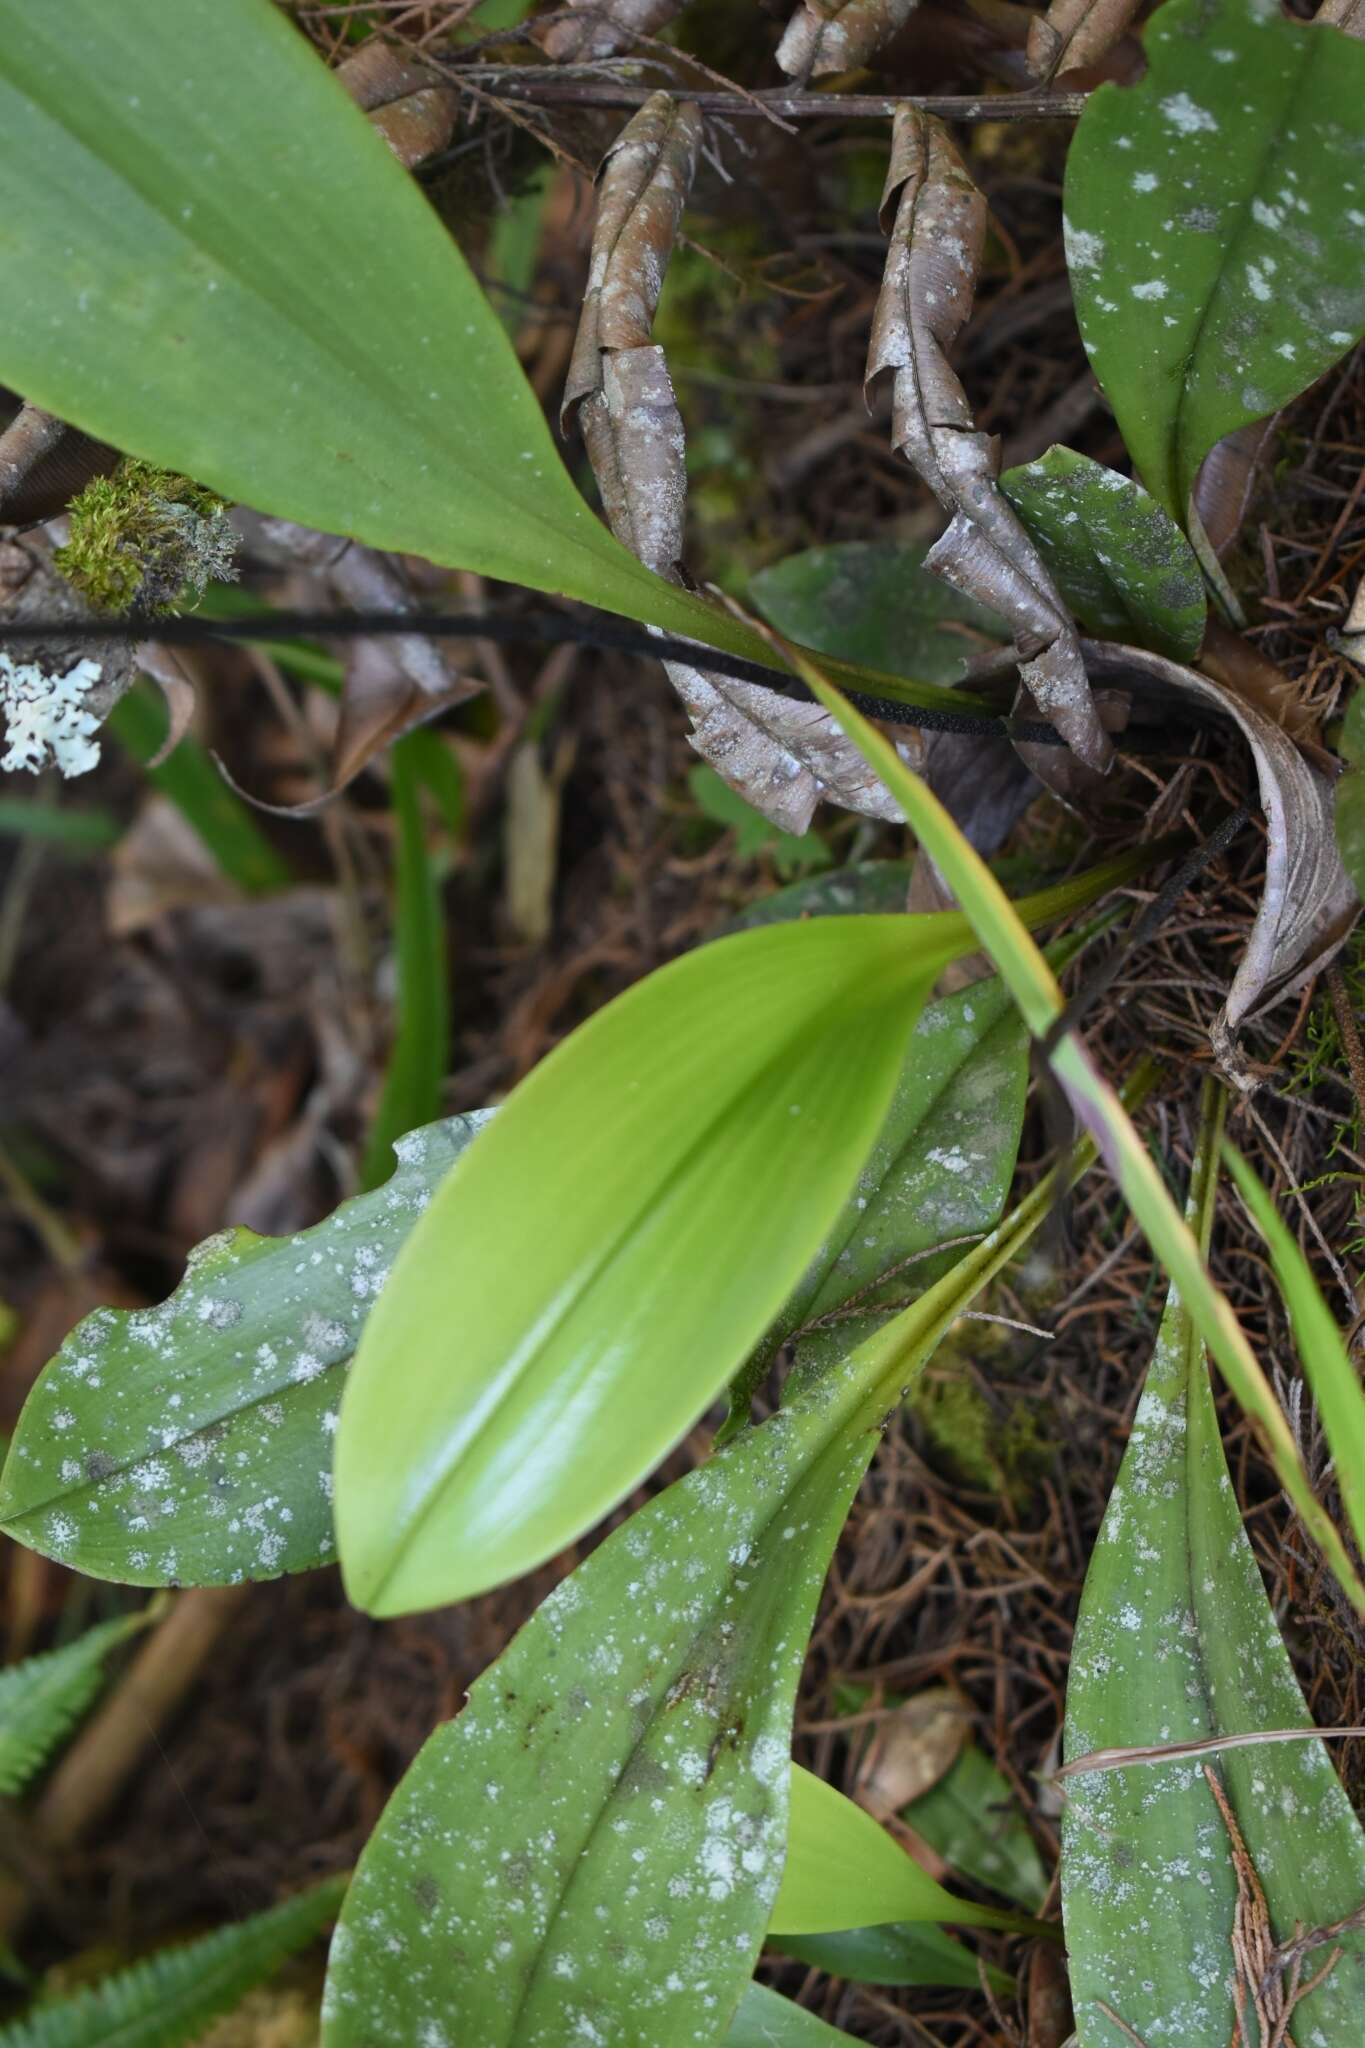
(1000, 445, 1206, 661)
(0, 1116, 489, 1586)
(1062, 1090, 1365, 2046)
(1064, 0, 1365, 524)
(323, 1156, 1056, 2047)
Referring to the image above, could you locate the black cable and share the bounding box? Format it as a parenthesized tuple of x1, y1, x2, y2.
(0, 604, 1223, 753)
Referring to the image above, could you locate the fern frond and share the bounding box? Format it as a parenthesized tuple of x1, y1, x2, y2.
(0, 1609, 150, 1798)
(0, 1876, 346, 2048)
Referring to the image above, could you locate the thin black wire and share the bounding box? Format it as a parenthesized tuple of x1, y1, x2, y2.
(0, 605, 1223, 753)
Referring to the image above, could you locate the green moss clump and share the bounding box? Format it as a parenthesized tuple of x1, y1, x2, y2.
(909, 1341, 1052, 1506)
(56, 458, 237, 613)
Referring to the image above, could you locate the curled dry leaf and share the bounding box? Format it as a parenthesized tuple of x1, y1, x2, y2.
(335, 39, 457, 171)
(566, 96, 906, 831)
(869, 109, 1110, 771)
(536, 0, 686, 61)
(1190, 414, 1280, 563)
(1086, 641, 1357, 1036)
(1025, 0, 1142, 83)
(234, 516, 479, 816)
(777, 0, 918, 80)
(134, 641, 198, 767)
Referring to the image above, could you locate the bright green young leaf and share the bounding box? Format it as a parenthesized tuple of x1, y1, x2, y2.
(323, 1147, 1077, 2047)
(358, 738, 451, 1192)
(335, 915, 966, 1615)
(1000, 446, 1206, 660)
(1063, 0, 1365, 524)
(0, 1877, 345, 2048)
(750, 541, 1007, 685)
(1063, 1087, 1365, 2045)
(0, 1115, 489, 1586)
(788, 639, 1365, 1619)
(771, 1922, 1011, 1995)
(0, 0, 976, 721)
(1223, 1138, 1365, 1566)
(337, 854, 1146, 1616)
(724, 1983, 860, 2046)
(0, 1608, 151, 1797)
(771, 1767, 1028, 1937)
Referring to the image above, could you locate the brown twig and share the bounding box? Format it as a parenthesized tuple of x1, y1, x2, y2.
(461, 74, 1089, 122)
(1327, 960, 1365, 1142)
(0, 402, 65, 514)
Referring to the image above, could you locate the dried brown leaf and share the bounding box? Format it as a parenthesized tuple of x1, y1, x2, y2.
(1086, 641, 1358, 1035)
(1025, 0, 1141, 83)
(537, 0, 686, 62)
(565, 99, 907, 831)
(239, 518, 480, 814)
(134, 641, 198, 767)
(1198, 617, 1318, 743)
(853, 1688, 970, 1821)
(1317, 0, 1365, 36)
(563, 93, 703, 430)
(776, 0, 919, 80)
(1190, 417, 1280, 562)
(868, 109, 1110, 770)
(335, 40, 457, 170)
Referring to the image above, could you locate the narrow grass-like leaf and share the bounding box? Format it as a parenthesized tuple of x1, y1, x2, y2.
(1063, 1088, 1365, 2045)
(0, 1115, 488, 1586)
(771, 1767, 1030, 1936)
(1223, 1138, 1365, 1565)
(0, 1876, 345, 2048)
(0, 0, 971, 715)
(0, 1608, 150, 1797)
(0, 801, 119, 852)
(783, 636, 1365, 1618)
(357, 738, 450, 1192)
(323, 1144, 1077, 2046)
(1063, 0, 1365, 524)
(108, 684, 291, 896)
(999, 446, 1205, 660)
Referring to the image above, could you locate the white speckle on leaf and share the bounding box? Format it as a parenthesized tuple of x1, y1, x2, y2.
(1159, 93, 1219, 136)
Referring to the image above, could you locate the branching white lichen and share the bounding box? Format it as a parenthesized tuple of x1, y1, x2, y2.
(0, 653, 103, 777)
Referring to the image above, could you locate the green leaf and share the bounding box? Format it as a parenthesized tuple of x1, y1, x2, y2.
(0, 0, 974, 718)
(750, 542, 1007, 686)
(358, 738, 450, 1192)
(108, 684, 291, 896)
(335, 914, 970, 1615)
(1000, 446, 1206, 659)
(0, 1608, 150, 1797)
(772, 1767, 1028, 1937)
(727, 861, 917, 932)
(0, 1115, 489, 1587)
(904, 1745, 1048, 1914)
(787, 637, 1365, 1620)
(1063, 0, 1365, 524)
(1335, 770, 1365, 906)
(322, 1154, 1071, 2047)
(724, 1983, 860, 2046)
(1062, 1087, 1365, 2046)
(771, 1922, 1011, 1995)
(690, 764, 834, 877)
(0, 1876, 345, 2048)
(1223, 1138, 1365, 1568)
(0, 801, 120, 853)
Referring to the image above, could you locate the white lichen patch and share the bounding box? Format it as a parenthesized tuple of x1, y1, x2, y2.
(0, 654, 103, 777)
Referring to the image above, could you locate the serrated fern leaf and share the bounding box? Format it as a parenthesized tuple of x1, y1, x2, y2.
(0, 1877, 346, 2048)
(0, 1610, 149, 1798)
